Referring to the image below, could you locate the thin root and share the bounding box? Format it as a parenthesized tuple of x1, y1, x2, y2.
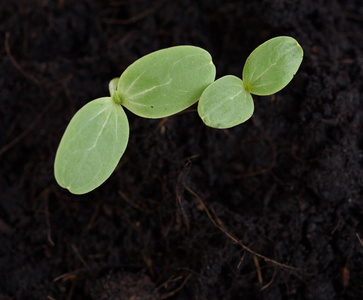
(185, 186, 299, 271)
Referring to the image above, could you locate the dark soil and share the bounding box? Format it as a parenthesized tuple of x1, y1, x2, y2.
(1, 0, 362, 299)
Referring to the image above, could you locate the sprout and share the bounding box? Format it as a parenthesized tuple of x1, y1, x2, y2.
(54, 46, 216, 194)
(198, 36, 303, 129)
(54, 37, 303, 194)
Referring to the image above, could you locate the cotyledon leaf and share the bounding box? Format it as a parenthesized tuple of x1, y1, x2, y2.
(54, 97, 129, 194)
(243, 36, 303, 96)
(198, 75, 254, 129)
(117, 45, 216, 118)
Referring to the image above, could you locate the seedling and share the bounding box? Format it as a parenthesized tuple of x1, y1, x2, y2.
(54, 37, 303, 194)
(198, 36, 303, 128)
(54, 46, 216, 194)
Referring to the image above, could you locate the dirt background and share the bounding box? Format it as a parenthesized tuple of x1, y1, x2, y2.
(1, 0, 362, 299)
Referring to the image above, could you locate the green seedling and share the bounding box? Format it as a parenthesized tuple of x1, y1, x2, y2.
(198, 36, 303, 129)
(54, 46, 216, 194)
(55, 37, 303, 194)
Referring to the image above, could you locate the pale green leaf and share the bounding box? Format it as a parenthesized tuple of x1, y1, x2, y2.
(54, 97, 129, 194)
(198, 75, 254, 129)
(243, 36, 303, 96)
(117, 46, 216, 118)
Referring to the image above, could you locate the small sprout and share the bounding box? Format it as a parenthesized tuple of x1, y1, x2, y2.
(55, 46, 216, 194)
(198, 36, 303, 129)
(108, 77, 119, 97)
(117, 46, 216, 118)
(54, 38, 303, 194)
(54, 97, 129, 194)
(198, 75, 254, 129)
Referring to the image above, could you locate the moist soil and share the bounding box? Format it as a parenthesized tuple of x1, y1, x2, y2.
(1, 0, 362, 299)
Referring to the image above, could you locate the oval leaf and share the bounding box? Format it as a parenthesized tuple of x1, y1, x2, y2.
(243, 36, 303, 96)
(198, 75, 254, 129)
(54, 97, 129, 194)
(117, 46, 216, 118)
